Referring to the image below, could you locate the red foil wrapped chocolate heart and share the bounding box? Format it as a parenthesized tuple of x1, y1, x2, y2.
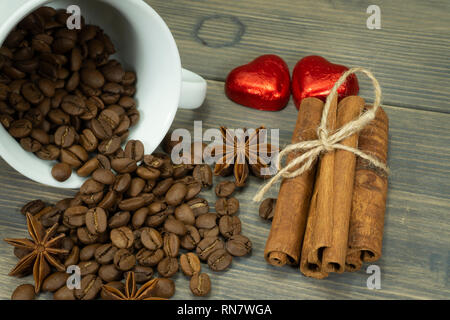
(292, 55, 359, 109)
(225, 55, 290, 111)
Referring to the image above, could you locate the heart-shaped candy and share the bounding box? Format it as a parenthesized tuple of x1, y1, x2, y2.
(292, 55, 359, 109)
(225, 55, 290, 111)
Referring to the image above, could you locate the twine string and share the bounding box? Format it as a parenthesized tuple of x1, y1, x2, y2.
(253, 67, 389, 202)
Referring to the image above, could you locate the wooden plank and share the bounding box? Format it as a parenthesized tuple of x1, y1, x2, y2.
(0, 80, 449, 299)
(147, 0, 450, 113)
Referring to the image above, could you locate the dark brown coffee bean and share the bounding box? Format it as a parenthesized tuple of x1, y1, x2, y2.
(157, 256, 178, 278)
(51, 162, 72, 182)
(78, 260, 100, 276)
(146, 212, 167, 228)
(164, 218, 187, 236)
(61, 95, 85, 115)
(78, 128, 98, 152)
(80, 68, 105, 88)
(53, 285, 75, 300)
(85, 207, 107, 234)
(98, 264, 122, 282)
(64, 245, 80, 267)
(77, 226, 99, 244)
(42, 272, 69, 292)
(190, 273, 211, 296)
(136, 248, 164, 267)
(35, 144, 60, 160)
(113, 173, 131, 193)
(77, 157, 100, 177)
(140, 227, 163, 250)
(185, 182, 202, 201)
(92, 168, 115, 184)
(195, 213, 217, 230)
(215, 181, 236, 197)
(80, 97, 100, 120)
(165, 182, 187, 206)
(128, 266, 153, 284)
(163, 233, 180, 258)
(259, 198, 276, 220)
(80, 243, 101, 261)
(30, 128, 50, 144)
(193, 164, 213, 188)
(127, 177, 145, 197)
(54, 125, 76, 148)
(11, 284, 35, 300)
(143, 154, 164, 168)
(179, 252, 201, 277)
(22, 82, 44, 104)
(150, 278, 175, 299)
(21, 199, 45, 215)
(111, 157, 137, 174)
(118, 196, 145, 211)
(130, 207, 148, 229)
(113, 248, 136, 271)
(175, 204, 196, 226)
(63, 206, 87, 228)
(124, 140, 144, 162)
(80, 178, 104, 194)
(219, 215, 241, 239)
(60, 149, 82, 168)
(181, 225, 201, 250)
(186, 198, 209, 217)
(152, 178, 174, 197)
(196, 236, 225, 261)
(199, 226, 220, 238)
(101, 60, 124, 83)
(95, 243, 118, 265)
(226, 235, 252, 257)
(74, 274, 103, 300)
(9, 119, 32, 138)
(215, 197, 239, 216)
(95, 154, 111, 171)
(97, 190, 117, 210)
(110, 226, 134, 249)
(207, 248, 232, 271)
(90, 118, 112, 140)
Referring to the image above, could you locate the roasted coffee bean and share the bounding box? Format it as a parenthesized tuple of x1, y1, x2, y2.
(80, 178, 104, 195)
(98, 135, 121, 155)
(77, 157, 99, 177)
(97, 190, 117, 210)
(190, 273, 211, 297)
(118, 196, 145, 211)
(61, 95, 85, 115)
(146, 212, 167, 228)
(163, 233, 180, 258)
(21, 199, 45, 215)
(80, 243, 102, 261)
(165, 182, 187, 206)
(164, 218, 187, 236)
(85, 207, 107, 234)
(64, 245, 80, 267)
(259, 198, 276, 220)
(59, 149, 82, 168)
(54, 125, 76, 148)
(196, 236, 225, 261)
(136, 166, 160, 181)
(129, 266, 154, 284)
(95, 243, 118, 265)
(215, 197, 240, 216)
(127, 177, 145, 197)
(186, 198, 209, 217)
(111, 157, 137, 173)
(143, 154, 164, 168)
(179, 252, 201, 277)
(92, 168, 115, 184)
(180, 225, 201, 250)
(192, 164, 212, 188)
(113, 173, 131, 193)
(150, 278, 175, 299)
(226, 235, 252, 257)
(157, 256, 178, 278)
(207, 248, 232, 271)
(78, 260, 100, 276)
(42, 272, 69, 292)
(174, 204, 196, 226)
(35, 144, 60, 160)
(77, 226, 99, 244)
(152, 178, 174, 197)
(90, 118, 113, 140)
(108, 211, 130, 228)
(195, 213, 217, 230)
(215, 181, 236, 197)
(63, 206, 87, 228)
(31, 128, 50, 144)
(98, 264, 122, 282)
(140, 227, 163, 250)
(199, 226, 220, 239)
(131, 207, 148, 229)
(136, 248, 164, 267)
(74, 274, 103, 300)
(110, 226, 134, 249)
(9, 119, 32, 138)
(11, 284, 36, 300)
(218, 215, 241, 239)
(53, 285, 75, 300)
(185, 182, 202, 201)
(79, 128, 98, 152)
(51, 162, 72, 182)
(113, 248, 136, 271)
(80, 68, 105, 88)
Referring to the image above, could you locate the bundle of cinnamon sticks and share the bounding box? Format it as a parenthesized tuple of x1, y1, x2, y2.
(264, 96, 389, 278)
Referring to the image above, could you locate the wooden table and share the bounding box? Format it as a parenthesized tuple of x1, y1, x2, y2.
(0, 0, 449, 300)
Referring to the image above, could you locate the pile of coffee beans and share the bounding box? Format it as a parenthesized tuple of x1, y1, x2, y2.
(0, 7, 138, 182)
(11, 147, 253, 299)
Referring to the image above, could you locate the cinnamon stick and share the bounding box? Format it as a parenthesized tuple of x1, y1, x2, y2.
(300, 95, 364, 278)
(264, 97, 324, 266)
(345, 107, 389, 271)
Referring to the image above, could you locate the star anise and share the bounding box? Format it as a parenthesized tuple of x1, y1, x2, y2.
(4, 213, 67, 293)
(213, 126, 276, 186)
(102, 272, 165, 300)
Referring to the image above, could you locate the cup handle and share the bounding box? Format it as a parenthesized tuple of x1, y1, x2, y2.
(179, 68, 207, 109)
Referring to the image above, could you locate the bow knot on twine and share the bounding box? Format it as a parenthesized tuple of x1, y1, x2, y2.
(253, 67, 390, 202)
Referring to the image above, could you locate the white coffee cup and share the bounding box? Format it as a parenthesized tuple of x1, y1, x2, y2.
(0, 0, 206, 188)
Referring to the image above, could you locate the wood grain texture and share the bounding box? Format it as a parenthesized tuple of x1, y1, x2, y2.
(147, 0, 450, 113)
(0, 80, 449, 299)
